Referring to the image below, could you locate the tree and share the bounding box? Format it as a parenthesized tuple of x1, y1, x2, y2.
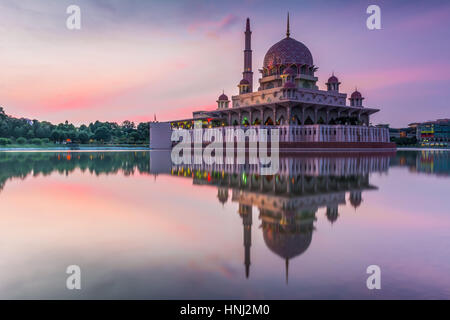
(0, 121, 10, 137)
(16, 137, 27, 144)
(67, 130, 77, 141)
(36, 126, 52, 139)
(30, 138, 42, 145)
(137, 122, 149, 141)
(94, 126, 111, 142)
(13, 126, 26, 138)
(0, 138, 11, 145)
(26, 129, 35, 139)
(51, 130, 61, 142)
(78, 131, 89, 144)
(129, 131, 140, 143)
(122, 120, 135, 131)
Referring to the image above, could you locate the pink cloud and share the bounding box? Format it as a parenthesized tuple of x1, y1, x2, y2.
(395, 5, 450, 31)
(188, 14, 239, 38)
(343, 63, 450, 92)
(155, 104, 216, 122)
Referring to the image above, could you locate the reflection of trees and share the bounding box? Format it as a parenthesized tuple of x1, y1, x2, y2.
(391, 150, 450, 176)
(0, 152, 150, 192)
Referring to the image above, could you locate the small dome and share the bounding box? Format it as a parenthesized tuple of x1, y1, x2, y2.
(327, 75, 339, 83)
(283, 67, 296, 76)
(239, 79, 249, 85)
(218, 93, 229, 101)
(351, 90, 362, 99)
(284, 81, 296, 89)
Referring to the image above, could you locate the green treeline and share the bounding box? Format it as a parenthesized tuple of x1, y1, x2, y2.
(0, 107, 149, 146)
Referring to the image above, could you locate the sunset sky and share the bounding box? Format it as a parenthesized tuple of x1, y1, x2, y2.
(0, 0, 449, 127)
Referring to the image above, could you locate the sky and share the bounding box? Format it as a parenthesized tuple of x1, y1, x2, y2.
(0, 0, 449, 127)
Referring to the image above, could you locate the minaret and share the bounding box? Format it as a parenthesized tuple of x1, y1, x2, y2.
(243, 18, 253, 93)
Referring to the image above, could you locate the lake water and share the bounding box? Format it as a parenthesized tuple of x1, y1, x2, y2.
(0, 150, 449, 299)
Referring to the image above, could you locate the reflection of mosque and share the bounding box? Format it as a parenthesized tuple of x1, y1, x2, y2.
(211, 169, 375, 283)
(150, 151, 389, 283)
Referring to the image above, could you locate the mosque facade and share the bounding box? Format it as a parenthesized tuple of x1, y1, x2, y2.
(165, 15, 395, 149)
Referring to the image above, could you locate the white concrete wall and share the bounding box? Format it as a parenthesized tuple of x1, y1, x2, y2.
(149, 122, 172, 149)
(180, 125, 390, 144)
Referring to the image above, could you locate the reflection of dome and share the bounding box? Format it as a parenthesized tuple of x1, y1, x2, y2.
(262, 225, 312, 260)
(217, 187, 229, 205)
(349, 191, 362, 209)
(263, 37, 313, 69)
(326, 206, 339, 224)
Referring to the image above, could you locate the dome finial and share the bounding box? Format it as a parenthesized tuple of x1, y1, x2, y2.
(286, 12, 290, 38)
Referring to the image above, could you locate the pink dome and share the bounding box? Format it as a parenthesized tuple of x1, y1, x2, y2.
(351, 90, 362, 99)
(327, 75, 339, 83)
(263, 37, 313, 69)
(283, 81, 296, 89)
(218, 93, 229, 101)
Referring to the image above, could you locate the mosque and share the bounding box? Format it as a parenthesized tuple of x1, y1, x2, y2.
(159, 15, 395, 150)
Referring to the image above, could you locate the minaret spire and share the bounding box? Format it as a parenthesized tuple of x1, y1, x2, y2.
(242, 17, 253, 93)
(286, 12, 290, 38)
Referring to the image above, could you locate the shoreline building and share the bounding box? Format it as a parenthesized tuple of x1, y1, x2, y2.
(152, 16, 394, 150)
(415, 119, 449, 147)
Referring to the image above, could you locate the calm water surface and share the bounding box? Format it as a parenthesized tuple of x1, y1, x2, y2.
(0, 150, 449, 299)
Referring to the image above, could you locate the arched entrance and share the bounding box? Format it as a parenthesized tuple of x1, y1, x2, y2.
(276, 116, 285, 125)
(304, 116, 314, 125)
(291, 115, 301, 125)
(265, 117, 274, 126)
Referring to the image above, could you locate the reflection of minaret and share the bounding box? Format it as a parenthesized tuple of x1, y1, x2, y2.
(217, 187, 229, 206)
(239, 203, 252, 279)
(326, 205, 339, 224)
(349, 191, 362, 210)
(285, 258, 289, 285)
